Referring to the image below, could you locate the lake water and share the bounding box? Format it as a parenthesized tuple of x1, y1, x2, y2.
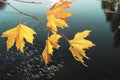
(0, 0, 120, 80)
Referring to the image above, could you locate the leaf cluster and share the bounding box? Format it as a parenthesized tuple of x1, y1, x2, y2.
(1, 0, 95, 66)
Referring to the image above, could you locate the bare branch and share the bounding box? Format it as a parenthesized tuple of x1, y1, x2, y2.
(14, 0, 41, 4)
(0, 0, 41, 21)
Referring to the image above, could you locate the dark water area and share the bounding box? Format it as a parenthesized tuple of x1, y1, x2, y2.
(0, 0, 120, 80)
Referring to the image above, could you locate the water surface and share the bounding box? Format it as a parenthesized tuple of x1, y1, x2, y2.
(0, 0, 120, 80)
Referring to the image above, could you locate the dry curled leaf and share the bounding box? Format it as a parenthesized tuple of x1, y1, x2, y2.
(69, 30, 95, 67)
(42, 33, 61, 65)
(46, 0, 73, 33)
(1, 24, 36, 53)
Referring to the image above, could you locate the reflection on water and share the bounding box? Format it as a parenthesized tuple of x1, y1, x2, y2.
(0, 0, 6, 10)
(114, 29, 120, 48)
(102, 0, 120, 48)
(0, 44, 63, 80)
(101, 0, 116, 22)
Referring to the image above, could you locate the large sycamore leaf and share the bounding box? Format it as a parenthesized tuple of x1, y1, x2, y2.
(1, 24, 36, 53)
(69, 30, 95, 67)
(42, 33, 61, 65)
(46, 0, 73, 33)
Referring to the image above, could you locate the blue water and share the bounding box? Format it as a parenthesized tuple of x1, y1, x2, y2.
(0, 0, 120, 80)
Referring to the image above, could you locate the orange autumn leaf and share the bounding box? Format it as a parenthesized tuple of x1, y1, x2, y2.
(1, 24, 36, 53)
(42, 33, 61, 65)
(69, 30, 95, 67)
(46, 0, 73, 33)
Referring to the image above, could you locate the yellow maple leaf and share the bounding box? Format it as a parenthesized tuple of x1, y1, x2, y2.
(1, 24, 36, 53)
(46, 0, 73, 33)
(69, 30, 95, 67)
(42, 33, 61, 65)
(42, 40, 53, 65)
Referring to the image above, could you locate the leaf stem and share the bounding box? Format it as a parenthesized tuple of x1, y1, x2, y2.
(19, 12, 23, 24)
(48, 31, 50, 38)
(60, 34, 69, 43)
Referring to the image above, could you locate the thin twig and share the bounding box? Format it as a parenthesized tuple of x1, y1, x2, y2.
(14, 0, 41, 4)
(0, 0, 41, 21)
(0, 0, 46, 27)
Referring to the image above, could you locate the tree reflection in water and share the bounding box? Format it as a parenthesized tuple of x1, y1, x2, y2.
(102, 0, 120, 48)
(0, 0, 6, 10)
